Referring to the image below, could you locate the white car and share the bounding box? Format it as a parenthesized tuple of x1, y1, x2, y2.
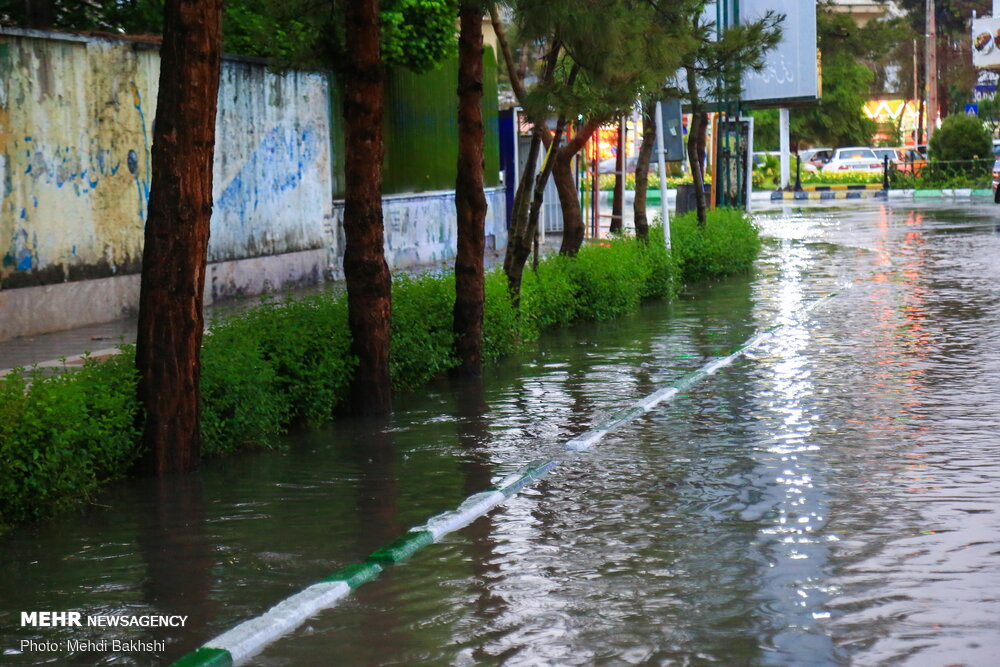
(822, 147, 884, 173)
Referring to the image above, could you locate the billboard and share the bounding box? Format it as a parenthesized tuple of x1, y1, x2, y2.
(740, 0, 818, 106)
(972, 16, 1000, 70)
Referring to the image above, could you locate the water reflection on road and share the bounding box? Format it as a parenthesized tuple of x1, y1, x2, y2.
(2, 200, 1000, 665)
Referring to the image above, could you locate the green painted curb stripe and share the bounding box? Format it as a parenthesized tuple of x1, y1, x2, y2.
(913, 189, 943, 197)
(171, 647, 233, 667)
(971, 189, 993, 197)
(368, 530, 434, 564)
(174, 290, 848, 666)
(322, 561, 383, 587)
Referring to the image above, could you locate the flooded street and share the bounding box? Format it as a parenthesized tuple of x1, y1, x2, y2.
(3, 199, 1000, 665)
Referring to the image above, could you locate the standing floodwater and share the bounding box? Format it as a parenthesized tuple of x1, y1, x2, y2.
(2, 200, 1000, 665)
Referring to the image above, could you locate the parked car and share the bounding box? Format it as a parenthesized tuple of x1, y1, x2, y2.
(894, 147, 927, 175)
(799, 147, 833, 170)
(822, 147, 884, 173)
(872, 147, 905, 165)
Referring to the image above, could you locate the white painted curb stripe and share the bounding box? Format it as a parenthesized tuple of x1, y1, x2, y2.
(177, 289, 847, 666)
(204, 581, 350, 664)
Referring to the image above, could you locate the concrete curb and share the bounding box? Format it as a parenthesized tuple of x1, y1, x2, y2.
(170, 289, 848, 666)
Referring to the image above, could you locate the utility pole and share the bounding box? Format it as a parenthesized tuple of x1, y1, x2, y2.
(925, 0, 937, 144)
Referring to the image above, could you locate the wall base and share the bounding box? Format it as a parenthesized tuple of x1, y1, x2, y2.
(0, 249, 327, 341)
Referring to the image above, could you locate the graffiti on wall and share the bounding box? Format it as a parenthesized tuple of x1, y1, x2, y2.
(0, 32, 331, 289)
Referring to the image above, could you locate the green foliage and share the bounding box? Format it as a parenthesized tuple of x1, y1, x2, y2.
(482, 269, 522, 363)
(929, 114, 993, 161)
(670, 208, 761, 283)
(200, 323, 289, 455)
(801, 170, 881, 185)
(215, 294, 355, 429)
(390, 274, 457, 392)
(0, 353, 140, 529)
(0, 210, 758, 530)
(752, 154, 781, 189)
(380, 0, 458, 72)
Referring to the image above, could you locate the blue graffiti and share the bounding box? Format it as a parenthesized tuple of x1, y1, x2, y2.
(216, 126, 318, 222)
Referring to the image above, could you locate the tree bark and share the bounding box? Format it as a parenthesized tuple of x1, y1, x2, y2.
(503, 126, 542, 306)
(134, 0, 223, 475)
(556, 119, 601, 256)
(685, 66, 708, 227)
(501, 39, 560, 306)
(453, 4, 488, 377)
(633, 99, 657, 241)
(343, 0, 392, 414)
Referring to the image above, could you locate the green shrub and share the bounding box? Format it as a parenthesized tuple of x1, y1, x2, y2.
(521, 254, 579, 329)
(482, 269, 523, 362)
(390, 273, 456, 391)
(199, 322, 290, 455)
(0, 353, 140, 529)
(929, 114, 992, 161)
(0, 208, 758, 531)
(215, 292, 355, 428)
(670, 208, 761, 283)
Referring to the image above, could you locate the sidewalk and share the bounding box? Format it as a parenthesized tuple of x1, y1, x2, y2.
(0, 248, 526, 375)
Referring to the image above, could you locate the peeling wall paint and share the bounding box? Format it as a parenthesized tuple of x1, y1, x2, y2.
(0, 30, 331, 289)
(1, 28, 510, 340)
(327, 188, 508, 278)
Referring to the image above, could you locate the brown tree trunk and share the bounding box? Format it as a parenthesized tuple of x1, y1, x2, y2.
(557, 119, 601, 256)
(503, 126, 543, 306)
(453, 4, 488, 377)
(685, 66, 708, 227)
(501, 41, 560, 306)
(610, 117, 625, 235)
(686, 109, 709, 227)
(343, 0, 392, 414)
(633, 99, 657, 241)
(134, 0, 222, 475)
(504, 118, 566, 306)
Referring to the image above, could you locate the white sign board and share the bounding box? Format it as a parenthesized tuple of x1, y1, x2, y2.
(972, 16, 1000, 70)
(740, 0, 818, 105)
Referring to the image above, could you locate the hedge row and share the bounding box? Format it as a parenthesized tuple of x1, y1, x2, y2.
(0, 212, 759, 530)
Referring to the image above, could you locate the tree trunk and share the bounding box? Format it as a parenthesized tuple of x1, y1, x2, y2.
(633, 99, 656, 241)
(503, 126, 542, 306)
(501, 41, 560, 306)
(453, 4, 487, 377)
(686, 109, 709, 227)
(557, 119, 601, 256)
(343, 0, 392, 414)
(685, 66, 708, 227)
(505, 119, 565, 305)
(610, 117, 625, 235)
(134, 0, 223, 475)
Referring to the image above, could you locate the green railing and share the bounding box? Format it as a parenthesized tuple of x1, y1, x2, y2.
(888, 157, 994, 190)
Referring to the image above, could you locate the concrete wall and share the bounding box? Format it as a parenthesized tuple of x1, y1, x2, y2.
(0, 29, 508, 341)
(326, 188, 508, 278)
(0, 30, 332, 291)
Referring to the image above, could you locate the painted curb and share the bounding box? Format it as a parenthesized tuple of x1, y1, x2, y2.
(769, 190, 887, 201)
(171, 290, 846, 666)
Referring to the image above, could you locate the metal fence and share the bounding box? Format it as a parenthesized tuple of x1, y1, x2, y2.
(887, 157, 994, 190)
